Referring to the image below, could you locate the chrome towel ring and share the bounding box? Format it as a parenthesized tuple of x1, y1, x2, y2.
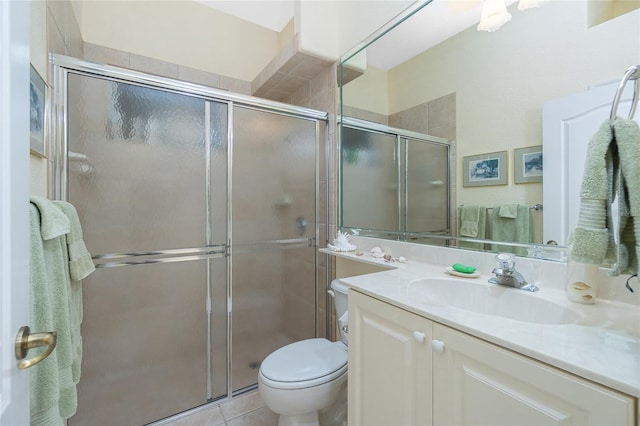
(610, 64, 640, 127)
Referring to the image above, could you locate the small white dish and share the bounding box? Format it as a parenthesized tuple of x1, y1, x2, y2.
(445, 266, 480, 278)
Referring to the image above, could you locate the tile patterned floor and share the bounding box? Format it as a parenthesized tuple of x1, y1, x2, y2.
(160, 391, 278, 426)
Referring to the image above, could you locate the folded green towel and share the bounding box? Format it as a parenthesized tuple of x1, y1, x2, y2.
(53, 201, 95, 281)
(459, 205, 481, 237)
(498, 204, 518, 218)
(458, 206, 488, 251)
(53, 201, 95, 387)
(30, 196, 70, 240)
(490, 205, 531, 256)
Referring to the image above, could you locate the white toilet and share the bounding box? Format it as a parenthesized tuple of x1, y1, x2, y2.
(258, 279, 349, 426)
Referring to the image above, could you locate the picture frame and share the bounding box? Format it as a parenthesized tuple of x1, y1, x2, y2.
(29, 65, 47, 158)
(463, 150, 507, 187)
(514, 146, 543, 184)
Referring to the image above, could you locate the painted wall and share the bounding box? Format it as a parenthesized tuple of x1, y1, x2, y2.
(388, 1, 639, 208)
(80, 1, 279, 82)
(342, 65, 389, 116)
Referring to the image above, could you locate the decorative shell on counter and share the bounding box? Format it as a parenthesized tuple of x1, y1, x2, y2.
(327, 231, 357, 252)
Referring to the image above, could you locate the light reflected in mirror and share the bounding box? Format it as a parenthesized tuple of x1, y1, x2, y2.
(339, 0, 639, 261)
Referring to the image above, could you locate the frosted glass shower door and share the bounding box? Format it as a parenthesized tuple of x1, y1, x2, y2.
(405, 138, 450, 234)
(231, 106, 317, 392)
(65, 73, 228, 426)
(340, 126, 399, 232)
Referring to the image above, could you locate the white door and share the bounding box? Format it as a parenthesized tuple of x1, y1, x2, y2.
(1, 1, 31, 425)
(543, 76, 640, 246)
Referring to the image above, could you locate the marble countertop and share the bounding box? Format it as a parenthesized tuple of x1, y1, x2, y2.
(320, 248, 640, 398)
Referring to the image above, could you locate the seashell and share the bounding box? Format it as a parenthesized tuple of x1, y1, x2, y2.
(355, 250, 364, 256)
(397, 256, 407, 263)
(572, 281, 591, 291)
(383, 254, 393, 262)
(371, 246, 385, 258)
(327, 231, 357, 252)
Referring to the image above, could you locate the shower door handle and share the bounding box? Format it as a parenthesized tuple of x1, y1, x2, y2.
(15, 326, 57, 369)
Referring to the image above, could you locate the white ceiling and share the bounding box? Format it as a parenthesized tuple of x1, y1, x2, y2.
(194, 0, 296, 32)
(196, 0, 516, 70)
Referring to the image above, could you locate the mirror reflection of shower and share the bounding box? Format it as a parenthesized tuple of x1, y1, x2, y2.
(69, 151, 95, 176)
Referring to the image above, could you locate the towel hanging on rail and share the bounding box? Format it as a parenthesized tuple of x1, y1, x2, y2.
(570, 118, 640, 275)
(29, 196, 95, 426)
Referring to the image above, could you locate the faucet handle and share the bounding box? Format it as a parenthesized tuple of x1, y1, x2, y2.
(495, 253, 516, 271)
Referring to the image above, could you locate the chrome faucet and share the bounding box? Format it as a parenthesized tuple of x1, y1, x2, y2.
(488, 253, 539, 292)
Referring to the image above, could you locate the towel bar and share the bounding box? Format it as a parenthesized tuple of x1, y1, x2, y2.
(458, 204, 543, 211)
(609, 64, 640, 127)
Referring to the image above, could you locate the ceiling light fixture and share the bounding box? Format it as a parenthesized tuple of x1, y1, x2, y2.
(477, 0, 512, 32)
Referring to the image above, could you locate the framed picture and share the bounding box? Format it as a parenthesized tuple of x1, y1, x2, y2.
(463, 150, 507, 187)
(29, 65, 47, 157)
(514, 146, 543, 184)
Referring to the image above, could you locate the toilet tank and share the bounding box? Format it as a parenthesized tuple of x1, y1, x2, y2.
(329, 279, 349, 318)
(329, 280, 349, 345)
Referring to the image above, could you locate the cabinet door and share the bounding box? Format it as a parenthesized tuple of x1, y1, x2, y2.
(349, 290, 432, 426)
(433, 324, 635, 426)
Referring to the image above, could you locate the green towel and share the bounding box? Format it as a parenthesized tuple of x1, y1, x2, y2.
(490, 205, 531, 256)
(570, 118, 640, 275)
(459, 205, 481, 237)
(30, 197, 91, 425)
(29, 201, 68, 426)
(611, 118, 640, 275)
(53, 201, 95, 386)
(570, 121, 615, 265)
(498, 204, 518, 218)
(458, 206, 487, 251)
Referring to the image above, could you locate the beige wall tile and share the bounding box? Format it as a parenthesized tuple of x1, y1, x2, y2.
(130, 53, 179, 79)
(83, 42, 130, 68)
(178, 66, 221, 88)
(219, 76, 251, 95)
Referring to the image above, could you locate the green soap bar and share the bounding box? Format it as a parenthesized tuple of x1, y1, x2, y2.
(452, 263, 477, 274)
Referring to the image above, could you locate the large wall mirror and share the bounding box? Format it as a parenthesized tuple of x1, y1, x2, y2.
(338, 0, 639, 261)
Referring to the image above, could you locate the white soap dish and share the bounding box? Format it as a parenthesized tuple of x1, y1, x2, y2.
(446, 267, 480, 278)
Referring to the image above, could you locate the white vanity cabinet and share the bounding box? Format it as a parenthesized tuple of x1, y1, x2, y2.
(349, 289, 636, 426)
(432, 323, 635, 426)
(348, 290, 433, 426)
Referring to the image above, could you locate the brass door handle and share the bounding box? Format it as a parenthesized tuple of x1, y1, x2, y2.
(15, 326, 57, 369)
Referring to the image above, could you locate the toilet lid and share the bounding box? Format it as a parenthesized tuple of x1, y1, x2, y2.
(260, 338, 347, 383)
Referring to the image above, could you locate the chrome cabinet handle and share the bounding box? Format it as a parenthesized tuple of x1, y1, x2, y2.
(15, 326, 57, 369)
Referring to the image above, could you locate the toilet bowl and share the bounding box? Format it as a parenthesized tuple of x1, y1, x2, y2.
(258, 280, 349, 426)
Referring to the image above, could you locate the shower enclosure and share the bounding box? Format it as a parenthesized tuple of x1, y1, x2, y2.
(340, 118, 450, 239)
(50, 55, 325, 426)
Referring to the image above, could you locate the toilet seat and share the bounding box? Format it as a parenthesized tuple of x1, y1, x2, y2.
(260, 338, 347, 390)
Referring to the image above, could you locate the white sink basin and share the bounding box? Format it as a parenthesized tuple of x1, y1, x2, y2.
(408, 277, 581, 325)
